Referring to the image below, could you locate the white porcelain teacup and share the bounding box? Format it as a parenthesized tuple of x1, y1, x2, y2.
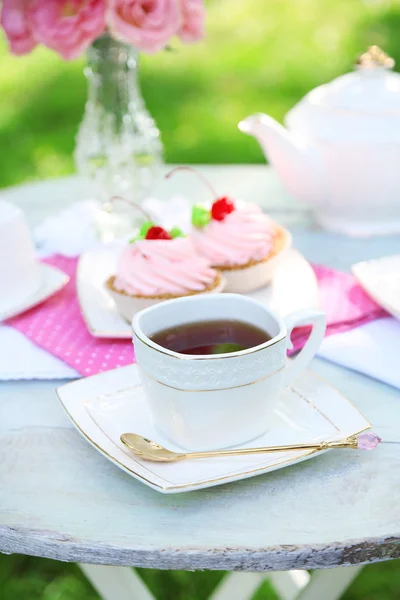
(132, 294, 326, 451)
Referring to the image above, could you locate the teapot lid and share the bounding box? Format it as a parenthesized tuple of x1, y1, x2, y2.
(285, 47, 400, 142)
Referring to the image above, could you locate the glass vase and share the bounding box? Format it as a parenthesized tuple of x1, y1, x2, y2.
(74, 34, 163, 239)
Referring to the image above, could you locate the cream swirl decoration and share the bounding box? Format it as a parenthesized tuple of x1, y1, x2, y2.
(114, 238, 218, 296)
(191, 203, 276, 267)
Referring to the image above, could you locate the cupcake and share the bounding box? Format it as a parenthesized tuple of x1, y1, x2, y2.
(190, 197, 291, 293)
(106, 222, 225, 322)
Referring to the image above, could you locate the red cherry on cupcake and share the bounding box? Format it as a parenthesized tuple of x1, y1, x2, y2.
(165, 167, 237, 226)
(211, 197, 235, 221)
(145, 226, 172, 240)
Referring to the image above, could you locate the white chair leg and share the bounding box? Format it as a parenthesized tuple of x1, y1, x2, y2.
(208, 566, 361, 600)
(208, 572, 266, 600)
(295, 566, 363, 600)
(269, 570, 311, 600)
(79, 563, 362, 600)
(208, 570, 310, 600)
(79, 564, 155, 600)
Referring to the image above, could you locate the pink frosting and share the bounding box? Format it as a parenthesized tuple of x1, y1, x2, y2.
(114, 238, 218, 296)
(191, 203, 277, 267)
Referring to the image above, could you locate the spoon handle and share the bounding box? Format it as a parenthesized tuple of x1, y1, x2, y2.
(181, 436, 359, 460)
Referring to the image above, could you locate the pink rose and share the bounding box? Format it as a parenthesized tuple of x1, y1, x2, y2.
(1, 0, 37, 55)
(107, 0, 182, 54)
(178, 0, 205, 43)
(29, 0, 106, 60)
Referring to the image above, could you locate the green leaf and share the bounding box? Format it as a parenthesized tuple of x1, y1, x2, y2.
(170, 226, 185, 238)
(139, 221, 154, 238)
(129, 221, 154, 243)
(192, 205, 211, 228)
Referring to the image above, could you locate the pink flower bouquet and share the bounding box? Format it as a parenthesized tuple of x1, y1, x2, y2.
(1, 0, 205, 59)
(1, 1, 206, 233)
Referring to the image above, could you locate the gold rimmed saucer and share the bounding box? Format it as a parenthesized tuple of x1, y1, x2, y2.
(56, 364, 371, 494)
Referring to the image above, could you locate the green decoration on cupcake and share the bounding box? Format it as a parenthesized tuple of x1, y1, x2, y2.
(170, 226, 184, 239)
(129, 221, 154, 243)
(192, 204, 211, 228)
(139, 221, 154, 238)
(130, 221, 186, 243)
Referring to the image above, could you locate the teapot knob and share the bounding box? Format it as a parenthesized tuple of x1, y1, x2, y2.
(356, 45, 395, 70)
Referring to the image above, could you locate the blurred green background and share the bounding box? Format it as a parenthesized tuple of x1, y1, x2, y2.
(1, 0, 400, 598)
(1, 0, 400, 189)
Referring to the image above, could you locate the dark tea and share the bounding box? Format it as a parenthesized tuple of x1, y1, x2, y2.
(150, 320, 271, 355)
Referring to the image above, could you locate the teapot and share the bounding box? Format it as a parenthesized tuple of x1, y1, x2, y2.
(239, 47, 400, 236)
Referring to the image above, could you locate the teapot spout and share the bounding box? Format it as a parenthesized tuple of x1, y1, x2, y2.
(239, 114, 323, 205)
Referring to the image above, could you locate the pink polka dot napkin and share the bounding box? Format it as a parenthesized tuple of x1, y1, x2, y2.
(8, 256, 134, 377)
(7, 256, 386, 378)
(290, 264, 386, 352)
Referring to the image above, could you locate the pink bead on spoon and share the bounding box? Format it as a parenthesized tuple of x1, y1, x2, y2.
(357, 432, 382, 450)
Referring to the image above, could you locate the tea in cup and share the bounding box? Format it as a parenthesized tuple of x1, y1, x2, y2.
(133, 294, 325, 451)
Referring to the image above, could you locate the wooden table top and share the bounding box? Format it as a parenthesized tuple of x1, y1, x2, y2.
(1, 166, 400, 571)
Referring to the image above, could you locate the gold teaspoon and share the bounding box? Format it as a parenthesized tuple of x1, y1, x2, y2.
(120, 432, 381, 463)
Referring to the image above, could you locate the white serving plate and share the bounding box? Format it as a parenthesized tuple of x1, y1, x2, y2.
(77, 245, 320, 338)
(0, 263, 69, 322)
(352, 255, 400, 321)
(57, 364, 371, 494)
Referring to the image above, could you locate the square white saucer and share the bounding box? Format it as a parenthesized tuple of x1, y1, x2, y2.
(352, 255, 400, 321)
(76, 245, 320, 338)
(0, 263, 69, 322)
(56, 364, 370, 494)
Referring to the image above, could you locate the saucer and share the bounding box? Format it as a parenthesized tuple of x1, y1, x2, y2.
(1, 263, 69, 322)
(77, 245, 320, 338)
(352, 255, 400, 320)
(56, 364, 370, 494)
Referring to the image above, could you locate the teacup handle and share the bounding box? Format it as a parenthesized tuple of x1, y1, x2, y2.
(282, 309, 326, 388)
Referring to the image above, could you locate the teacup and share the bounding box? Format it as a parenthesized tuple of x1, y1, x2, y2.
(132, 294, 326, 451)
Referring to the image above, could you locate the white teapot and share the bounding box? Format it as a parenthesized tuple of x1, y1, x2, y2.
(239, 47, 400, 236)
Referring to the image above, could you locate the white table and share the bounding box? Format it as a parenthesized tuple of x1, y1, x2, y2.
(1, 166, 400, 600)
